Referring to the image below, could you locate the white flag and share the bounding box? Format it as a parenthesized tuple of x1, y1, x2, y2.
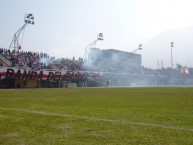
(185, 67, 189, 74)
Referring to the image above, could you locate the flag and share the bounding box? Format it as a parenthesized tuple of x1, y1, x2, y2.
(176, 64, 181, 72)
(180, 66, 185, 74)
(185, 67, 189, 74)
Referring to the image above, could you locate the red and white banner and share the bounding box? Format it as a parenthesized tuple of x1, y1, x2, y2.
(0, 67, 100, 81)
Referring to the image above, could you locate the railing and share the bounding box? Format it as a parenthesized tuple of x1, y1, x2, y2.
(0, 54, 12, 67)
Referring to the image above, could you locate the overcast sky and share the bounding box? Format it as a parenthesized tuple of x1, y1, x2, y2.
(1, 0, 193, 68)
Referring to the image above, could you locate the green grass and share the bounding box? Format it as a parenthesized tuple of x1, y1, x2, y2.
(0, 87, 193, 145)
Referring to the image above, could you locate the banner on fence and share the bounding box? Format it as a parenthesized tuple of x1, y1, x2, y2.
(0, 67, 100, 81)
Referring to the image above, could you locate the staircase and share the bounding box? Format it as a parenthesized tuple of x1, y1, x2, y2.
(0, 54, 12, 67)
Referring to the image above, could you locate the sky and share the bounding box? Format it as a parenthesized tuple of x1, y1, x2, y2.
(1, 0, 193, 68)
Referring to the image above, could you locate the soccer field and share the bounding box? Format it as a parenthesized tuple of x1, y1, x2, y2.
(0, 87, 193, 145)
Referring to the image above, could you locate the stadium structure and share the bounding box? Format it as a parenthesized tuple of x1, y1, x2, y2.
(86, 48, 141, 66)
(1, 45, 193, 88)
(84, 47, 168, 87)
(0, 14, 192, 88)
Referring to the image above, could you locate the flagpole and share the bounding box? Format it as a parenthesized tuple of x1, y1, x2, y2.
(171, 42, 174, 69)
(170, 42, 174, 84)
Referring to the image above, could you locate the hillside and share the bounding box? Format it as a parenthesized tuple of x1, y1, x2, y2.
(141, 25, 193, 68)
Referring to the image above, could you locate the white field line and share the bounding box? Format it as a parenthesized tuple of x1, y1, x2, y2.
(0, 107, 193, 132)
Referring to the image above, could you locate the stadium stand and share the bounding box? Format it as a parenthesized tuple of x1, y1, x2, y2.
(0, 47, 192, 88)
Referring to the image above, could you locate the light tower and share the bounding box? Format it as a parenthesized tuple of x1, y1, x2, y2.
(131, 44, 142, 53)
(171, 42, 174, 68)
(84, 33, 103, 62)
(9, 13, 35, 51)
(170, 42, 175, 84)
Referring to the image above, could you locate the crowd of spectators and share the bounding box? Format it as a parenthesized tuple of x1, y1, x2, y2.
(0, 47, 165, 77)
(1, 48, 85, 71)
(51, 57, 84, 71)
(84, 61, 161, 76)
(0, 48, 50, 69)
(1, 47, 192, 79)
(0, 48, 10, 56)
